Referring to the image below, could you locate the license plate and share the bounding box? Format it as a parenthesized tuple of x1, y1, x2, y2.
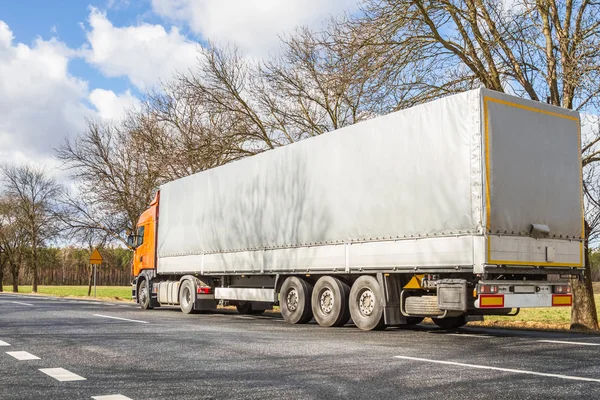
(514, 285, 536, 294)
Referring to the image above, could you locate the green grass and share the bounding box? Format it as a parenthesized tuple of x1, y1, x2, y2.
(1, 285, 132, 301)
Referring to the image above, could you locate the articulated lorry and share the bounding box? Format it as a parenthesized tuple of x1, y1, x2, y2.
(130, 88, 583, 330)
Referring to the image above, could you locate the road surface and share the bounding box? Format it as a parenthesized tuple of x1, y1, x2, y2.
(1, 292, 599, 399)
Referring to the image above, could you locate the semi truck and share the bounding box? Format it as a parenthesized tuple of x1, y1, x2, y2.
(130, 88, 583, 331)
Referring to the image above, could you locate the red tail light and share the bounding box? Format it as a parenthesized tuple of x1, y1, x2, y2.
(197, 287, 212, 294)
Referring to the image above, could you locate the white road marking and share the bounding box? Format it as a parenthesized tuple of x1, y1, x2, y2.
(235, 316, 255, 320)
(39, 368, 86, 382)
(538, 340, 600, 346)
(92, 395, 132, 400)
(93, 314, 149, 324)
(394, 355, 600, 383)
(10, 301, 33, 306)
(6, 351, 40, 360)
(446, 333, 492, 338)
(0, 340, 10, 346)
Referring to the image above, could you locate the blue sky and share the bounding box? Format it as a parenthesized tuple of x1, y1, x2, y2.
(0, 0, 360, 172)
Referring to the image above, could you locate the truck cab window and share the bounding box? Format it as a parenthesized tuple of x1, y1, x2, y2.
(137, 226, 145, 247)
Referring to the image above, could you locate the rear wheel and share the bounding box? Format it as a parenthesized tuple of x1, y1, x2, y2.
(280, 277, 313, 324)
(349, 275, 385, 331)
(433, 315, 467, 330)
(179, 280, 196, 314)
(311, 276, 351, 327)
(138, 279, 153, 310)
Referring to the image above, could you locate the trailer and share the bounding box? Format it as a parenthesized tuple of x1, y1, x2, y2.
(130, 88, 583, 330)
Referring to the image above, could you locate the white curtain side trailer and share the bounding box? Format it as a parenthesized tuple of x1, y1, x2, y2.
(131, 88, 583, 330)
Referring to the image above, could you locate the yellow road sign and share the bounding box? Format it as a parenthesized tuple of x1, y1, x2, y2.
(90, 248, 103, 265)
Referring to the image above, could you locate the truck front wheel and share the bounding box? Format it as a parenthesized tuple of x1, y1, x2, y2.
(349, 275, 385, 331)
(138, 279, 153, 310)
(280, 277, 313, 324)
(311, 276, 351, 327)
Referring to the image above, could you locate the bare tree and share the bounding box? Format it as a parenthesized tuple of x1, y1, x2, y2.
(1, 164, 63, 293)
(57, 119, 160, 248)
(0, 196, 28, 292)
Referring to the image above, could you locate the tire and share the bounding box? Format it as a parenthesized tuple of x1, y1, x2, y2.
(280, 277, 313, 324)
(311, 276, 351, 327)
(179, 280, 196, 314)
(404, 295, 443, 316)
(405, 317, 424, 326)
(433, 315, 467, 330)
(138, 279, 153, 310)
(349, 275, 385, 331)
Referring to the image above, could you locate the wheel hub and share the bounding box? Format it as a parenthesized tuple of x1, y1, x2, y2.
(320, 289, 334, 314)
(359, 289, 375, 317)
(286, 288, 299, 312)
(182, 287, 191, 308)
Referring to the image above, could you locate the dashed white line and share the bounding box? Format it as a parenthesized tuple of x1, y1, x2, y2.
(92, 314, 149, 324)
(0, 340, 10, 346)
(10, 301, 33, 306)
(39, 368, 86, 382)
(92, 395, 132, 400)
(538, 340, 600, 346)
(394, 355, 600, 383)
(6, 351, 40, 360)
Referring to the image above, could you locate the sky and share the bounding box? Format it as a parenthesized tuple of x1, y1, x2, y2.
(0, 0, 360, 176)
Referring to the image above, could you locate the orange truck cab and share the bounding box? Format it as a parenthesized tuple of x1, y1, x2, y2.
(130, 192, 158, 303)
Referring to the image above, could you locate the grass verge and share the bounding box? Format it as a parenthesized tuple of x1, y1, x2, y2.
(1, 285, 132, 302)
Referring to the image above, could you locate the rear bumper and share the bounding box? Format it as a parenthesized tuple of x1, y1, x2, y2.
(476, 293, 572, 308)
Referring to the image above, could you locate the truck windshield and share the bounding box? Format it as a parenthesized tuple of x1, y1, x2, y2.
(137, 226, 145, 247)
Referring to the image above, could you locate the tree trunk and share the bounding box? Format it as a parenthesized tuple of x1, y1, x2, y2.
(32, 242, 38, 293)
(0, 259, 4, 292)
(571, 222, 598, 330)
(11, 262, 18, 292)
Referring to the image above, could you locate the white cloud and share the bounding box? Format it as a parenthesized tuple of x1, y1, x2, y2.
(0, 20, 91, 169)
(151, 0, 361, 57)
(0, 19, 139, 179)
(89, 88, 140, 122)
(82, 8, 198, 89)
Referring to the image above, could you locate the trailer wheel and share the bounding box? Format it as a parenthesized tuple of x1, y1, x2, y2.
(280, 277, 313, 324)
(349, 275, 385, 331)
(311, 276, 351, 327)
(179, 280, 196, 314)
(138, 279, 153, 310)
(433, 315, 467, 330)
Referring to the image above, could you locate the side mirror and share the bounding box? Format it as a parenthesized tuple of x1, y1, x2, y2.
(127, 234, 135, 248)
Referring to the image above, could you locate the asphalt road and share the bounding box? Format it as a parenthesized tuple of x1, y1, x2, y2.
(2, 293, 600, 399)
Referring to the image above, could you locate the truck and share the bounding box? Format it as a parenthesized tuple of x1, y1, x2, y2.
(130, 88, 583, 331)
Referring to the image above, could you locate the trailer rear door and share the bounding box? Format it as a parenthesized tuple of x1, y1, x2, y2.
(482, 90, 583, 267)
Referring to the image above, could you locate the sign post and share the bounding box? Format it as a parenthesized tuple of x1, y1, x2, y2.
(89, 249, 103, 298)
